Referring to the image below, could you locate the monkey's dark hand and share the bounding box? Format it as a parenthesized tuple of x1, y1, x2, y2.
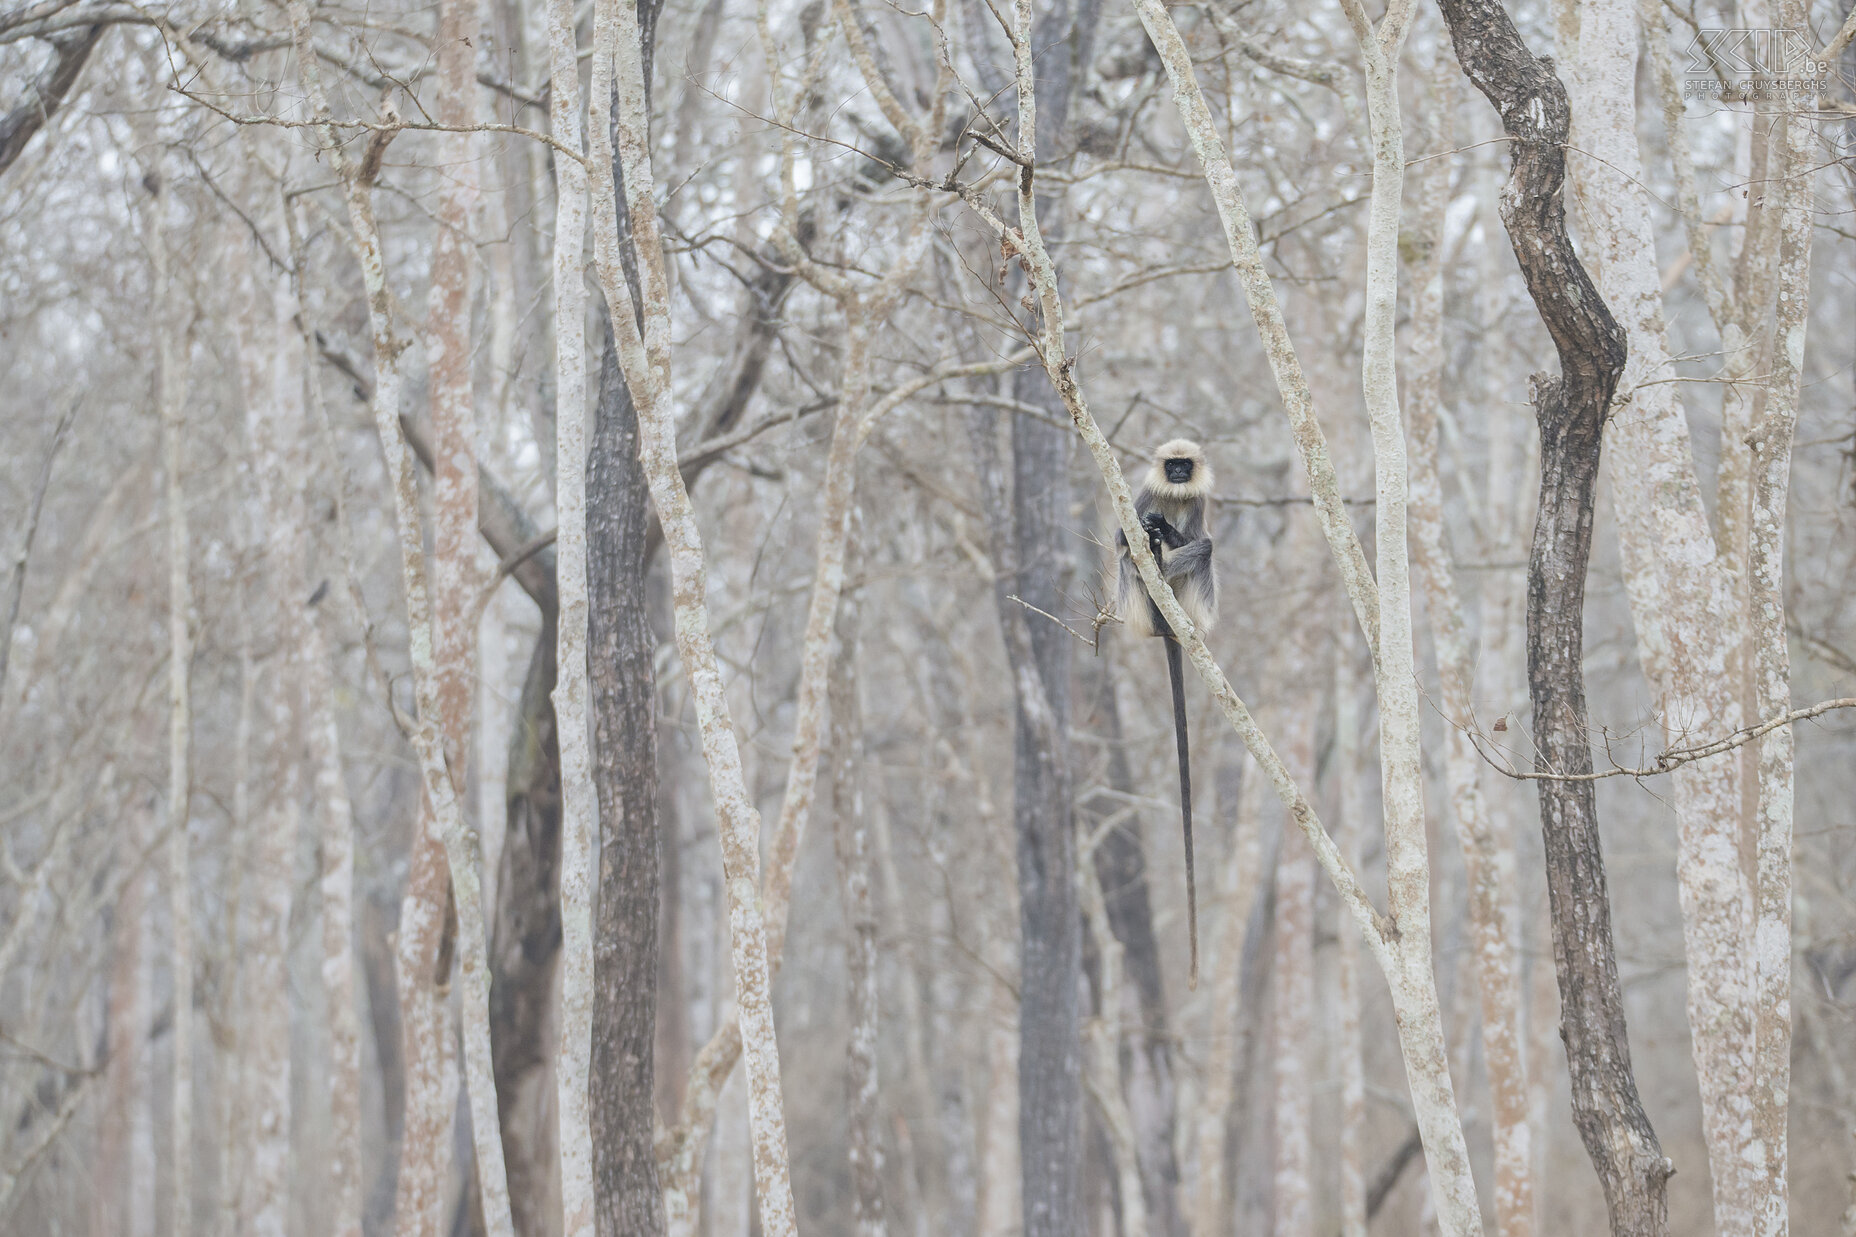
(1142, 512, 1172, 557)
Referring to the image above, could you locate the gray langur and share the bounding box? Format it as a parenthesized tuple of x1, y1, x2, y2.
(1115, 439, 1217, 988)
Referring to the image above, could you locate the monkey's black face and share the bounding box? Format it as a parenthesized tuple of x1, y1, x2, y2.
(1164, 458, 1195, 484)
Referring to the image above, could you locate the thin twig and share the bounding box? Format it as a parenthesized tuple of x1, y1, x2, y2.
(1466, 697, 1856, 782)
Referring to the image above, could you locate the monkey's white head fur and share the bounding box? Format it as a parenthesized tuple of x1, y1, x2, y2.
(1145, 439, 1213, 502)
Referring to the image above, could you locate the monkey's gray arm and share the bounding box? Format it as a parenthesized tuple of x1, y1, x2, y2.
(1161, 537, 1213, 582)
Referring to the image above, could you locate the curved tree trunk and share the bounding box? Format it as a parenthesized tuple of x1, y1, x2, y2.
(1434, 0, 1671, 1230)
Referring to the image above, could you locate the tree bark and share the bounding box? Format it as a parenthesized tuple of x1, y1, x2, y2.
(1085, 663, 1182, 1236)
(1433, 0, 1671, 1230)
(1402, 59, 1533, 1237)
(1553, 4, 1762, 1227)
(580, 0, 799, 1224)
(1002, 0, 1090, 1228)
(829, 529, 886, 1237)
(148, 173, 197, 1237)
(1269, 694, 1316, 1237)
(587, 316, 669, 1237)
(283, 6, 517, 1229)
(93, 801, 147, 1237)
(491, 615, 562, 1237)
(231, 229, 302, 1237)
(0, 24, 101, 179)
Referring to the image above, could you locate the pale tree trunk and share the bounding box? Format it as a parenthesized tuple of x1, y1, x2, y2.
(296, 312, 366, 1237)
(216, 578, 256, 1237)
(148, 173, 196, 1237)
(1111, 5, 1482, 1227)
(426, 0, 482, 1219)
(94, 802, 148, 1237)
(1402, 60, 1533, 1237)
(654, 0, 953, 1202)
(546, 0, 597, 1212)
(231, 232, 302, 1237)
(1435, 0, 1672, 1230)
(283, 8, 516, 1231)
(285, 189, 367, 1237)
(1190, 753, 1266, 1237)
(579, 0, 797, 1226)
(306, 601, 364, 1237)
(1335, 637, 1369, 1237)
(1555, 5, 1757, 1228)
(394, 803, 452, 1237)
(1269, 691, 1316, 1237)
(1746, 32, 1813, 1230)
(830, 532, 886, 1237)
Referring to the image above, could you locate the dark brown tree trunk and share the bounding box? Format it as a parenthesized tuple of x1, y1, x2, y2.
(584, 4, 667, 1228)
(1433, 1, 1673, 1231)
(586, 311, 668, 1237)
(986, 1, 1099, 1230)
(0, 24, 102, 180)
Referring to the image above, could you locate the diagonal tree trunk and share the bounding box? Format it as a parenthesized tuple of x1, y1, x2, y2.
(1433, 0, 1671, 1230)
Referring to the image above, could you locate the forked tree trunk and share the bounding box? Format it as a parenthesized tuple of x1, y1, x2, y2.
(1433, 0, 1671, 1230)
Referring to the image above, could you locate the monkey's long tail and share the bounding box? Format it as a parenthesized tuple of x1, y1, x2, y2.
(1166, 636, 1199, 991)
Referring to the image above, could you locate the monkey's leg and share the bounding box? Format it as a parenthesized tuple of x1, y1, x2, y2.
(1166, 635, 1198, 990)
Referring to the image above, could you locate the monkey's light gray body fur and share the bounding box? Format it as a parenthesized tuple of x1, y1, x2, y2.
(1112, 438, 1217, 988)
(1114, 439, 1217, 638)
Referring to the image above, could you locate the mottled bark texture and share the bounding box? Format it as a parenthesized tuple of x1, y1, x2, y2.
(828, 539, 885, 1237)
(1005, 0, 1091, 1228)
(588, 309, 667, 1237)
(586, 6, 668, 1231)
(581, 0, 799, 1218)
(1433, 1, 1671, 1230)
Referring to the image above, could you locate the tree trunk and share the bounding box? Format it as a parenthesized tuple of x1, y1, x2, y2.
(1553, 4, 1762, 1227)
(149, 173, 197, 1237)
(587, 312, 668, 1236)
(1268, 610, 1319, 1237)
(491, 617, 563, 1237)
(232, 231, 303, 1237)
(1001, 0, 1091, 1226)
(829, 529, 886, 1237)
(1402, 59, 1533, 1237)
(93, 801, 147, 1237)
(579, 0, 799, 1223)
(1086, 663, 1182, 1236)
(1433, 1, 1672, 1230)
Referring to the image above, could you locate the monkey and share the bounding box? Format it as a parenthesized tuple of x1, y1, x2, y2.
(1115, 439, 1217, 989)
